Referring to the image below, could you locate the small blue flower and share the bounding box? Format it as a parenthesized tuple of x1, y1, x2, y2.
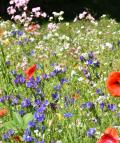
(34, 112, 44, 122)
(100, 102, 105, 110)
(54, 85, 61, 91)
(19, 110, 25, 116)
(108, 104, 116, 111)
(52, 92, 59, 100)
(17, 30, 23, 36)
(87, 59, 93, 65)
(86, 128, 96, 137)
(64, 113, 73, 118)
(28, 121, 36, 128)
(21, 98, 31, 107)
(2, 134, 8, 140)
(8, 129, 14, 136)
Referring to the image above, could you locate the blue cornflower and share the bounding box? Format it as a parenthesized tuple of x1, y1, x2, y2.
(80, 55, 84, 61)
(8, 129, 14, 136)
(36, 76, 41, 83)
(21, 98, 31, 107)
(94, 61, 100, 68)
(26, 82, 33, 88)
(118, 41, 120, 47)
(60, 78, 69, 84)
(23, 135, 34, 142)
(88, 51, 94, 59)
(2, 134, 8, 140)
(17, 41, 23, 45)
(54, 85, 61, 91)
(42, 74, 49, 79)
(5, 61, 10, 66)
(86, 128, 96, 137)
(64, 113, 73, 118)
(34, 99, 41, 106)
(86, 102, 94, 109)
(11, 31, 17, 36)
(34, 112, 44, 122)
(52, 92, 59, 100)
(49, 71, 56, 77)
(28, 121, 36, 128)
(87, 59, 93, 65)
(43, 100, 49, 106)
(0, 96, 5, 103)
(12, 98, 18, 105)
(19, 110, 25, 116)
(36, 88, 41, 94)
(96, 89, 101, 94)
(100, 102, 105, 110)
(17, 31, 23, 36)
(19, 75, 25, 84)
(108, 104, 116, 111)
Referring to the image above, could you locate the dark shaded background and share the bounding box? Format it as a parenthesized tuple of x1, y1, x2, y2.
(0, 0, 120, 21)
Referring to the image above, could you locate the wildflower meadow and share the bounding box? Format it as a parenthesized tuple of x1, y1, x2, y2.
(1, 0, 120, 143)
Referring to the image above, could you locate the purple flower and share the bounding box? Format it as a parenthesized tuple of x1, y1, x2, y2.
(54, 85, 61, 91)
(96, 89, 101, 94)
(108, 104, 116, 111)
(34, 99, 41, 106)
(2, 134, 8, 140)
(118, 41, 120, 47)
(12, 98, 18, 105)
(23, 135, 33, 142)
(19, 110, 25, 116)
(49, 71, 56, 77)
(64, 113, 73, 118)
(87, 59, 93, 65)
(86, 102, 94, 109)
(52, 92, 59, 100)
(60, 78, 69, 84)
(18, 30, 23, 36)
(28, 121, 36, 128)
(34, 112, 44, 122)
(26, 82, 33, 88)
(88, 51, 94, 59)
(36, 76, 41, 83)
(42, 74, 49, 79)
(5, 61, 10, 66)
(86, 128, 96, 137)
(100, 102, 105, 110)
(36, 88, 41, 94)
(21, 98, 31, 107)
(80, 55, 84, 61)
(8, 129, 14, 136)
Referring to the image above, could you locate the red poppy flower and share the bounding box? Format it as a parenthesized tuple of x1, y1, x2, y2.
(106, 72, 120, 97)
(24, 64, 36, 80)
(97, 128, 119, 143)
(0, 108, 8, 117)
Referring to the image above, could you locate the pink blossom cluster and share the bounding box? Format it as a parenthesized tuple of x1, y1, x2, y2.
(7, 0, 47, 26)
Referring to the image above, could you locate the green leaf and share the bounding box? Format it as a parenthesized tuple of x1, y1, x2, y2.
(12, 112, 23, 127)
(23, 113, 33, 128)
(3, 120, 17, 130)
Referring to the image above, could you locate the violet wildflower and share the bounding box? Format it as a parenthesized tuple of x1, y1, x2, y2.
(28, 121, 36, 128)
(100, 102, 105, 110)
(107, 104, 116, 111)
(2, 134, 8, 140)
(19, 110, 25, 116)
(34, 112, 44, 122)
(86, 128, 96, 137)
(8, 129, 14, 136)
(64, 113, 73, 118)
(52, 92, 59, 100)
(21, 98, 31, 107)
